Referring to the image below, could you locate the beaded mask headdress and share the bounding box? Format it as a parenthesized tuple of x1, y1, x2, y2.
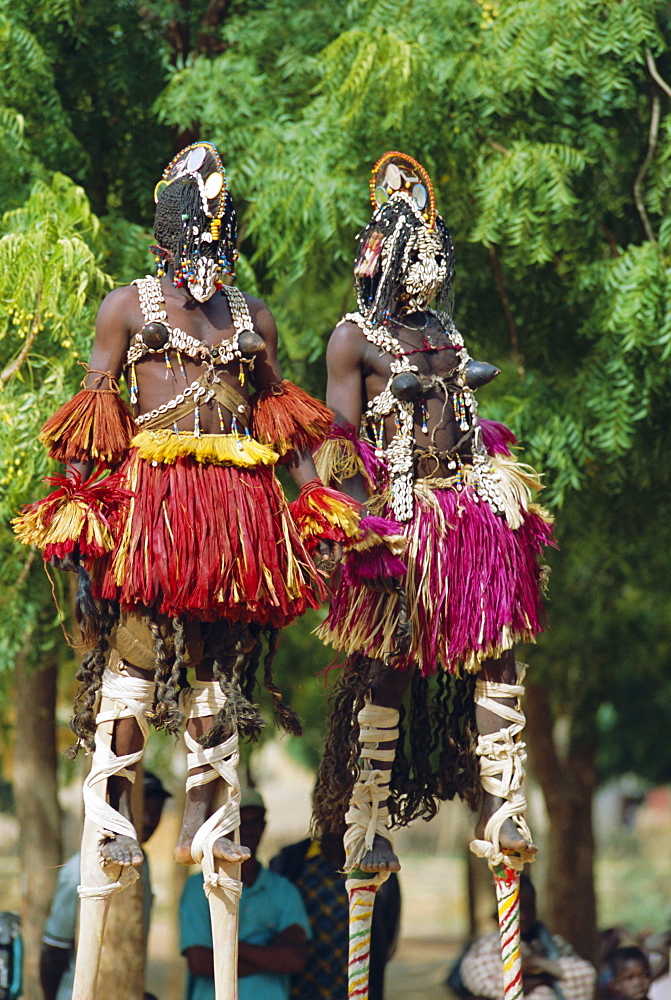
(152, 141, 237, 303)
(354, 151, 455, 323)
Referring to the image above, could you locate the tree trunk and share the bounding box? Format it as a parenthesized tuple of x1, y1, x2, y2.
(14, 653, 63, 1000)
(524, 678, 598, 963)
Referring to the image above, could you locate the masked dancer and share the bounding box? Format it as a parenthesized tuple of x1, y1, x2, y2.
(314, 151, 555, 888)
(14, 141, 359, 1000)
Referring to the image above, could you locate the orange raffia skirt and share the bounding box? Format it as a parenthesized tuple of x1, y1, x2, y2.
(92, 443, 327, 628)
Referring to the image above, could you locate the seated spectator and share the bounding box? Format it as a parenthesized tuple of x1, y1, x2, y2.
(459, 874, 596, 1000)
(642, 933, 670, 1000)
(604, 947, 653, 1000)
(180, 787, 311, 1000)
(270, 821, 401, 1000)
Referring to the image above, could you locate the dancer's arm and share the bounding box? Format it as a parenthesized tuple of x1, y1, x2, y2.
(65, 286, 134, 484)
(249, 298, 327, 486)
(323, 321, 368, 504)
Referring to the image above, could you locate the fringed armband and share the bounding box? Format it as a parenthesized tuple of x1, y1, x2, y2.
(314, 423, 386, 492)
(39, 372, 136, 466)
(251, 380, 333, 461)
(288, 479, 361, 553)
(12, 469, 132, 561)
(341, 515, 407, 585)
(479, 418, 517, 458)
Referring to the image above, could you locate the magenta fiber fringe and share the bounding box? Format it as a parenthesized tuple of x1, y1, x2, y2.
(479, 418, 517, 457)
(323, 486, 554, 675)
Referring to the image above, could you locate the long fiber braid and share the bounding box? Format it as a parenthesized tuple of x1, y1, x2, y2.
(389, 671, 439, 826)
(312, 655, 375, 834)
(151, 617, 184, 735)
(262, 626, 302, 736)
(436, 670, 480, 811)
(68, 600, 119, 755)
(199, 623, 265, 748)
(201, 627, 264, 747)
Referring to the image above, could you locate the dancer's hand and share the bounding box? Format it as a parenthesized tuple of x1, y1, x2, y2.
(50, 551, 79, 573)
(314, 538, 343, 575)
(365, 575, 402, 594)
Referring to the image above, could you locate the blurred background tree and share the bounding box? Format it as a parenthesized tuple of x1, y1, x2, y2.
(2, 0, 671, 980)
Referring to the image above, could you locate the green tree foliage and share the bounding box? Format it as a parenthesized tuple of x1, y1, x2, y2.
(0, 174, 110, 669)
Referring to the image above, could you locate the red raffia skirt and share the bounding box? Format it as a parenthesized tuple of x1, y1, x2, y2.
(318, 476, 555, 676)
(93, 448, 327, 628)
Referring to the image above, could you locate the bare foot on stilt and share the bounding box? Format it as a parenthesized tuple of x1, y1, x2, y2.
(173, 835, 250, 866)
(357, 834, 401, 873)
(102, 834, 144, 869)
(475, 792, 537, 860)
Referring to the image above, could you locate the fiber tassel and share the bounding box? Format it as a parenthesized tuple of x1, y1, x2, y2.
(288, 479, 362, 552)
(12, 468, 132, 561)
(348, 516, 407, 555)
(315, 424, 387, 490)
(342, 548, 407, 585)
(39, 388, 136, 466)
(251, 380, 334, 459)
(479, 418, 517, 458)
(342, 514, 408, 584)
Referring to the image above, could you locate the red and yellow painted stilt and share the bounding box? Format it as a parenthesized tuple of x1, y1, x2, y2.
(346, 871, 389, 1000)
(492, 863, 524, 1000)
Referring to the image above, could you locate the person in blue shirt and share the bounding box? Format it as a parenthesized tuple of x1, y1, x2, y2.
(180, 788, 311, 1000)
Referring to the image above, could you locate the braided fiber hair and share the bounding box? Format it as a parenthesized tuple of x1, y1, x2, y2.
(68, 600, 119, 755)
(312, 658, 481, 834)
(355, 198, 455, 326)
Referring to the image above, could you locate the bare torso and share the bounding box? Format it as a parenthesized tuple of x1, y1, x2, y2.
(327, 309, 470, 484)
(86, 276, 282, 435)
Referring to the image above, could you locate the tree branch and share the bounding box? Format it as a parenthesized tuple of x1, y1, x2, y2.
(488, 244, 525, 377)
(0, 296, 42, 384)
(645, 47, 671, 100)
(600, 221, 621, 257)
(633, 93, 660, 243)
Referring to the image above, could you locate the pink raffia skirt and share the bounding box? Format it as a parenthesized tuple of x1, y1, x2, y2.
(318, 466, 555, 676)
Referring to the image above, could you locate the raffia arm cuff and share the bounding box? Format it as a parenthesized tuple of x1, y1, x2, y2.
(39, 383, 136, 466)
(251, 379, 333, 459)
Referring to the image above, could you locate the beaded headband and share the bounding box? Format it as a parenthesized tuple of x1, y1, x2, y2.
(154, 141, 227, 230)
(369, 151, 437, 232)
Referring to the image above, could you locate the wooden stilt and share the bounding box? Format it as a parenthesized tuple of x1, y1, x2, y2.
(71, 669, 152, 1000)
(345, 872, 389, 1000)
(71, 709, 133, 1000)
(209, 855, 241, 1000)
(493, 864, 523, 1000)
(185, 718, 243, 1000)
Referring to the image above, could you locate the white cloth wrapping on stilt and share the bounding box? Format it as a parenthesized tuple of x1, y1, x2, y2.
(344, 700, 399, 872)
(182, 681, 243, 901)
(469, 663, 534, 871)
(78, 665, 155, 900)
